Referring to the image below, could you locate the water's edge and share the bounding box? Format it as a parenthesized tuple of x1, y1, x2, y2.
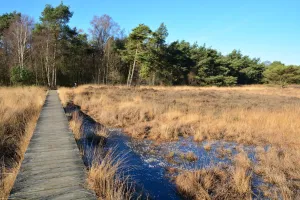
(64, 103, 266, 200)
(64, 103, 181, 200)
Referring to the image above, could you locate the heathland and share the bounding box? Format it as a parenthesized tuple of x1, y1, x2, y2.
(1, 2, 299, 199)
(59, 85, 300, 199)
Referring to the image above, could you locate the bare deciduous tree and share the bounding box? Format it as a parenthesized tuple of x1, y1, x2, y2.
(5, 15, 34, 69)
(89, 15, 120, 84)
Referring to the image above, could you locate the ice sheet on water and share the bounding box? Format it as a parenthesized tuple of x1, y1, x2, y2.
(127, 136, 257, 171)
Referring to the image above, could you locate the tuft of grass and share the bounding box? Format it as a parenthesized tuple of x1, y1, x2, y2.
(232, 151, 252, 195)
(166, 151, 175, 159)
(203, 142, 212, 151)
(178, 151, 198, 162)
(87, 150, 133, 200)
(95, 126, 110, 138)
(0, 87, 45, 199)
(69, 111, 83, 140)
(176, 166, 251, 200)
(216, 146, 232, 159)
(176, 152, 252, 199)
(185, 152, 198, 162)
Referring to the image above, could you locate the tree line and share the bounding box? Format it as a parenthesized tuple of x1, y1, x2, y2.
(0, 3, 299, 87)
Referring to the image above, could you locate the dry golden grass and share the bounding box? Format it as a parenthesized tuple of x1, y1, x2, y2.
(59, 84, 300, 199)
(179, 151, 198, 162)
(59, 85, 300, 147)
(0, 87, 46, 199)
(65, 102, 133, 200)
(95, 126, 110, 138)
(87, 151, 133, 200)
(232, 151, 252, 195)
(203, 142, 212, 151)
(58, 87, 73, 107)
(176, 152, 252, 200)
(69, 110, 109, 141)
(69, 111, 83, 140)
(255, 147, 300, 199)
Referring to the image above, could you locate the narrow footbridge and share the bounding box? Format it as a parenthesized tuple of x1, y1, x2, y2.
(9, 91, 96, 199)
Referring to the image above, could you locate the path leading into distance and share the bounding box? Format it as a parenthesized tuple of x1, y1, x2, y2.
(10, 90, 96, 200)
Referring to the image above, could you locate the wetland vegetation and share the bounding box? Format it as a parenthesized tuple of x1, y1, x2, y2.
(1, 1, 299, 199)
(59, 85, 300, 199)
(0, 87, 45, 199)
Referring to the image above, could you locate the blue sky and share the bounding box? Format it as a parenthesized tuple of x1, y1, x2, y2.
(1, 0, 299, 65)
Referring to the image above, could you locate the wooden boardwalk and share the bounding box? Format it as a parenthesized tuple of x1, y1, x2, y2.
(10, 91, 96, 200)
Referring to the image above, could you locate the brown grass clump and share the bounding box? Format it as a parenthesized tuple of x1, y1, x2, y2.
(182, 151, 198, 162)
(232, 151, 252, 195)
(255, 147, 300, 199)
(166, 151, 175, 159)
(69, 111, 83, 140)
(176, 152, 252, 200)
(176, 167, 222, 200)
(216, 146, 232, 159)
(203, 143, 212, 151)
(87, 151, 133, 200)
(0, 87, 45, 199)
(175, 167, 251, 200)
(95, 126, 110, 138)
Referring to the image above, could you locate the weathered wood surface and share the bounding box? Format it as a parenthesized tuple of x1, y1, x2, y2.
(10, 91, 96, 200)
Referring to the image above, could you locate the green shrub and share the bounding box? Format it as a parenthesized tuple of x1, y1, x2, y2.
(263, 62, 300, 86)
(204, 75, 237, 86)
(10, 66, 34, 85)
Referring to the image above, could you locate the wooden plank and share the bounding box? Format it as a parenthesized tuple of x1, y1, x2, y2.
(9, 90, 96, 200)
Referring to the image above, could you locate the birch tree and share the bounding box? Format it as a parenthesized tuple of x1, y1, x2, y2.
(89, 15, 120, 84)
(7, 15, 34, 69)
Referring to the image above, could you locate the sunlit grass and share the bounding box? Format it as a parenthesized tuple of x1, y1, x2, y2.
(59, 84, 300, 199)
(0, 87, 45, 199)
(87, 151, 134, 200)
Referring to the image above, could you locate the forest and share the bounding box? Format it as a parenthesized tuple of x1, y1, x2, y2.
(0, 2, 299, 87)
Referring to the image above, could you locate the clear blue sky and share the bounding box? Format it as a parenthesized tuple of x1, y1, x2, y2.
(1, 0, 299, 65)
